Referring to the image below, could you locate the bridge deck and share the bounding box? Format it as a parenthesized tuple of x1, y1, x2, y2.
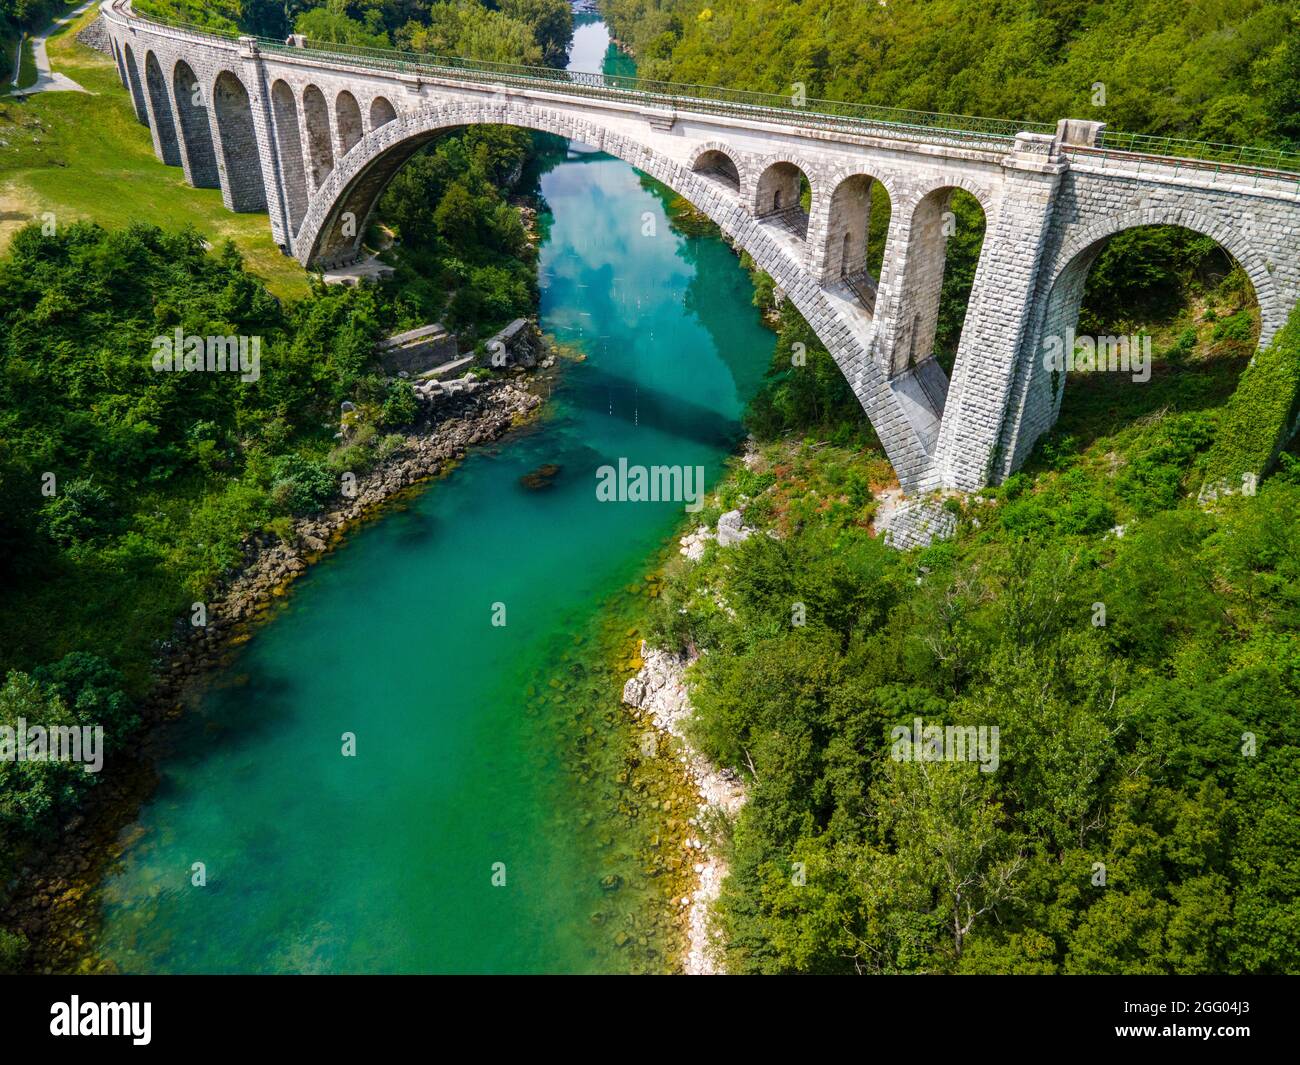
(111, 1, 1300, 182)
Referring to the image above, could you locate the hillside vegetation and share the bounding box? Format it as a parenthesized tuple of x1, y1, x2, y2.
(646, 265, 1298, 970)
(605, 0, 1300, 149)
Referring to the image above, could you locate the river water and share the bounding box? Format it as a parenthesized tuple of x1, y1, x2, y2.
(91, 17, 770, 974)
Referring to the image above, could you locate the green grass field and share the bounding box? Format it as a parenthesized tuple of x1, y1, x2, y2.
(0, 7, 311, 297)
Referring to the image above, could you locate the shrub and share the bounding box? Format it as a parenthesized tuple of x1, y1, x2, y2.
(1212, 310, 1254, 343)
(38, 478, 117, 547)
(380, 381, 419, 428)
(0, 929, 28, 974)
(269, 454, 336, 514)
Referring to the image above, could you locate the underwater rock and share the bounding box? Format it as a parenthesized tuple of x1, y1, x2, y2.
(519, 463, 561, 490)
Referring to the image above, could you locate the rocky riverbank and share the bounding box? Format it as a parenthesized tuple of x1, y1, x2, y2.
(188, 378, 542, 634)
(619, 443, 765, 974)
(622, 643, 746, 975)
(2, 373, 546, 973)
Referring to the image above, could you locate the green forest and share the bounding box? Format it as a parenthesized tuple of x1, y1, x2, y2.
(648, 296, 1300, 972)
(132, 0, 575, 65)
(604, 0, 1300, 149)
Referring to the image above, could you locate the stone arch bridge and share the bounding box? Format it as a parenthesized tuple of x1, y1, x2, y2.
(101, 0, 1300, 495)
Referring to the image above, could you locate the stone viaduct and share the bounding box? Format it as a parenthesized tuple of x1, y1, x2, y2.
(101, 0, 1300, 498)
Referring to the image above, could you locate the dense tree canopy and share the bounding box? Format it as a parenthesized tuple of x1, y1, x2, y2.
(652, 416, 1300, 974)
(605, 0, 1300, 149)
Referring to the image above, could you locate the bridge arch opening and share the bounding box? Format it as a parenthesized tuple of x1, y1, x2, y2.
(121, 43, 149, 125)
(895, 187, 986, 378)
(336, 90, 363, 156)
(1011, 223, 1260, 471)
(692, 149, 740, 193)
(171, 59, 219, 188)
(823, 174, 893, 311)
(302, 84, 336, 190)
(755, 160, 812, 241)
(370, 96, 397, 131)
(143, 51, 181, 167)
(271, 79, 309, 235)
(212, 71, 267, 212)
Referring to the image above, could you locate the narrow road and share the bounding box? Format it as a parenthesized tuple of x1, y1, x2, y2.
(21, 0, 97, 95)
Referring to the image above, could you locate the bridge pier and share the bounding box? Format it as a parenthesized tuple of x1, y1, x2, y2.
(140, 50, 181, 167)
(233, 39, 293, 250)
(927, 135, 1067, 491)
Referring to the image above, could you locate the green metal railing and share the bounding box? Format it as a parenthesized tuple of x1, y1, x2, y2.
(116, 2, 1300, 177)
(1094, 129, 1300, 172)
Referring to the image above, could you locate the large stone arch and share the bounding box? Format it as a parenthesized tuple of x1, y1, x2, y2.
(999, 208, 1269, 475)
(271, 79, 309, 235)
(171, 58, 219, 188)
(121, 43, 149, 125)
(1048, 207, 1280, 345)
(302, 84, 336, 190)
(211, 70, 267, 212)
(143, 51, 181, 167)
(294, 101, 934, 489)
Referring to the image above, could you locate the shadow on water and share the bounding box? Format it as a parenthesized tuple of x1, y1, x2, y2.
(562, 363, 745, 452)
(153, 663, 300, 778)
(384, 506, 440, 550)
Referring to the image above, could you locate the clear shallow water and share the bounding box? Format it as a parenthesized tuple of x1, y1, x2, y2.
(91, 22, 770, 974)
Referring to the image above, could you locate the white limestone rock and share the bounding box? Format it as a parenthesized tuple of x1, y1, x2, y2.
(716, 509, 753, 547)
(679, 525, 714, 561)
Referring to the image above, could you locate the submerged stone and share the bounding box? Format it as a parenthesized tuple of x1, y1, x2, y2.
(518, 463, 561, 490)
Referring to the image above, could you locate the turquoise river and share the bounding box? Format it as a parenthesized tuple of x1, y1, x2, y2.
(89, 18, 772, 973)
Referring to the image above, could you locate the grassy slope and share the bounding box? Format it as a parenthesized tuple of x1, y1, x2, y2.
(0, 7, 310, 298)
